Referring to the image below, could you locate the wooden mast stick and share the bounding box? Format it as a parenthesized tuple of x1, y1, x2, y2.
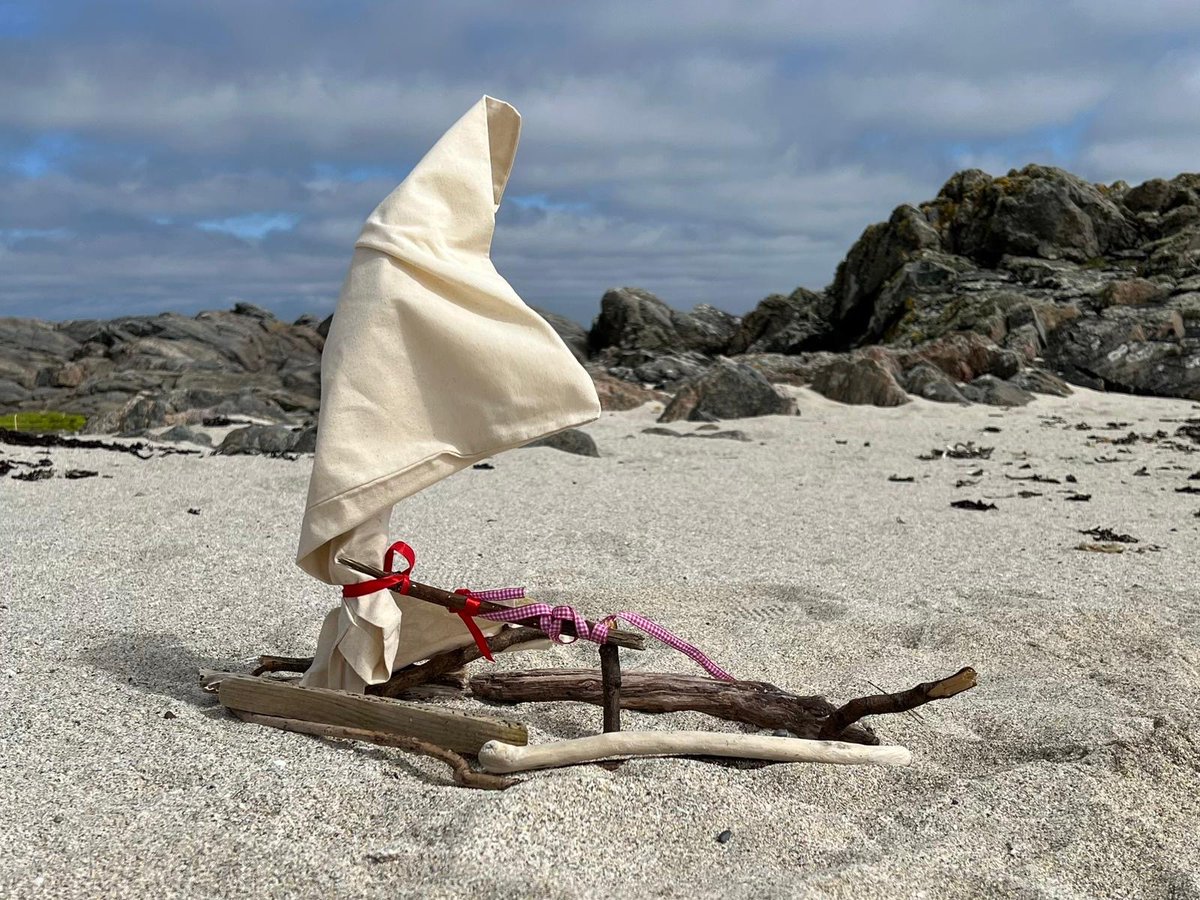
(337, 555, 646, 650)
(599, 644, 622, 733)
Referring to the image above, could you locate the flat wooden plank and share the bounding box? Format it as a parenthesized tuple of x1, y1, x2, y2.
(219, 675, 526, 755)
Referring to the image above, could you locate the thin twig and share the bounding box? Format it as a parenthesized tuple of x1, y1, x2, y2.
(818, 667, 977, 739)
(368, 626, 548, 698)
(252, 655, 313, 676)
(231, 711, 519, 790)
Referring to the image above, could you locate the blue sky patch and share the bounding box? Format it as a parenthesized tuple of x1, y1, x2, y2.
(196, 213, 300, 240)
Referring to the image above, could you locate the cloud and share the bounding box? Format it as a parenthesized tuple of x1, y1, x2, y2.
(0, 0, 1198, 324)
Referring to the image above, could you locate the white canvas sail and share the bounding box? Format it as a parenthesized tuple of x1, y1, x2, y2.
(296, 96, 601, 692)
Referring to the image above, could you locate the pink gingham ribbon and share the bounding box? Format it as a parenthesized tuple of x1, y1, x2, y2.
(478, 604, 735, 681)
(363, 543, 734, 681)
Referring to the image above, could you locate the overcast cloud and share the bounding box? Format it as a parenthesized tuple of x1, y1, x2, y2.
(1, 0, 1198, 324)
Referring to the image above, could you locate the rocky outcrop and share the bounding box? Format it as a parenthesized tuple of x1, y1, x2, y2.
(0, 305, 324, 430)
(7, 166, 1200, 439)
(725, 288, 833, 354)
(658, 358, 796, 423)
(588, 288, 739, 356)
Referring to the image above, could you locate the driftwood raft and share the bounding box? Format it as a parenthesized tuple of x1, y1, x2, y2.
(215, 558, 977, 787)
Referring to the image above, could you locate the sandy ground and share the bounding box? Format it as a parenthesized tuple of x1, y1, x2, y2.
(2, 388, 1199, 899)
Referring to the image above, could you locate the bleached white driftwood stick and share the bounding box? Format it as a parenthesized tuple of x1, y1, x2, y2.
(477, 731, 912, 773)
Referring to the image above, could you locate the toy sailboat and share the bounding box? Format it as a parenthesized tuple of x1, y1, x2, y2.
(207, 96, 974, 784)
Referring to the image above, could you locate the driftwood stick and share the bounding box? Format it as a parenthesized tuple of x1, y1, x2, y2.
(252, 655, 313, 676)
(219, 674, 526, 754)
(477, 732, 912, 774)
(233, 711, 517, 790)
(368, 626, 548, 698)
(599, 644, 622, 733)
(817, 667, 978, 739)
(470, 669, 878, 744)
(338, 555, 646, 650)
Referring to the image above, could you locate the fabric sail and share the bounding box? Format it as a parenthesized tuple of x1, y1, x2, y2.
(296, 96, 601, 692)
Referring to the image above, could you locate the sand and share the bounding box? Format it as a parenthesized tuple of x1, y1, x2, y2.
(2, 388, 1199, 899)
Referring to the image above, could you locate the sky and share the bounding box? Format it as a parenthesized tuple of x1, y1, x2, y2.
(1, 1, 1199, 326)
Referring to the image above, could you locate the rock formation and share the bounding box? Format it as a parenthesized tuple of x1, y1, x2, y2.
(4, 165, 1200, 453)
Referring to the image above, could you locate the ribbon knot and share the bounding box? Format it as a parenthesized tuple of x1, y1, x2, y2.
(453, 588, 495, 662)
(341, 541, 415, 598)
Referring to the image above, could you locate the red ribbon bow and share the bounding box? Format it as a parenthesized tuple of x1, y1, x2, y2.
(341, 541, 494, 661)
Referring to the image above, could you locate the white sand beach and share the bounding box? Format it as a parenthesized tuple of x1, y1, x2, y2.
(3, 389, 1199, 899)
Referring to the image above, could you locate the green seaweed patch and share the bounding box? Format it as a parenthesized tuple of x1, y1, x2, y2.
(3, 411, 87, 433)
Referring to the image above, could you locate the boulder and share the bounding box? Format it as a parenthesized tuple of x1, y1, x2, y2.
(587, 288, 737, 356)
(0, 379, 31, 405)
(629, 351, 713, 388)
(658, 358, 796, 422)
(901, 363, 968, 404)
(674, 305, 740, 355)
(1009, 368, 1072, 397)
(810, 354, 909, 407)
(1095, 278, 1167, 308)
(899, 332, 1022, 383)
(522, 428, 599, 457)
(588, 288, 680, 353)
(215, 424, 308, 456)
(589, 371, 670, 411)
(929, 164, 1137, 265)
(959, 375, 1035, 407)
(726, 289, 833, 354)
(83, 393, 173, 435)
(828, 205, 942, 343)
(734, 352, 841, 386)
(156, 424, 214, 447)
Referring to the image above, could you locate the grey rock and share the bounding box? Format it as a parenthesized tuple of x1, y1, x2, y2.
(291, 424, 317, 454)
(1009, 368, 1072, 397)
(811, 354, 909, 407)
(207, 393, 291, 424)
(930, 165, 1137, 266)
(959, 374, 1035, 407)
(84, 393, 173, 435)
(899, 332, 1023, 382)
(0, 379, 30, 404)
(674, 304, 739, 355)
(588, 288, 737, 356)
(902, 363, 969, 404)
(726, 289, 833, 354)
(156, 424, 214, 447)
(522, 428, 599, 457)
(215, 424, 307, 456)
(589, 287, 679, 353)
(658, 358, 796, 422)
(589, 371, 671, 412)
(733, 352, 841, 386)
(829, 205, 942, 342)
(630, 351, 713, 388)
(233, 302, 275, 319)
